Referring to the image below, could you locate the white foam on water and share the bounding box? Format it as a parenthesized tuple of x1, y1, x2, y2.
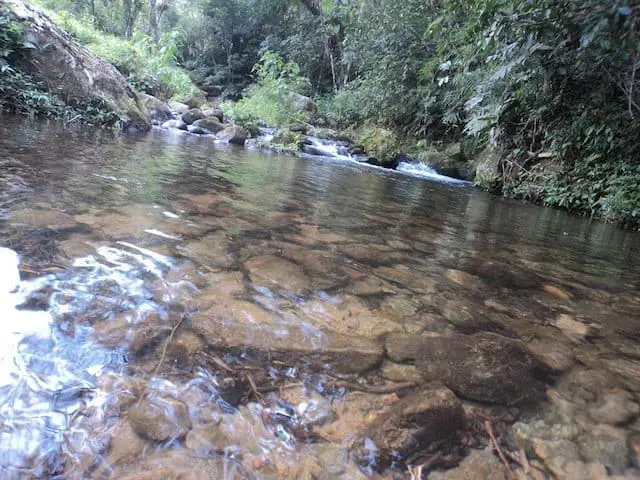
(144, 228, 180, 240)
(396, 161, 470, 184)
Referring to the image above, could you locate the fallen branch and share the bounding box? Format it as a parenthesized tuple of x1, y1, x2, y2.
(245, 371, 265, 405)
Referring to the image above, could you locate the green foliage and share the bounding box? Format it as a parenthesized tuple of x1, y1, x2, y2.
(223, 51, 311, 128)
(51, 10, 196, 99)
(0, 4, 64, 117)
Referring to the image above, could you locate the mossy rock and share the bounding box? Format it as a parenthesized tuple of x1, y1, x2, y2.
(472, 145, 503, 191)
(415, 145, 470, 180)
(272, 128, 305, 152)
(356, 127, 398, 166)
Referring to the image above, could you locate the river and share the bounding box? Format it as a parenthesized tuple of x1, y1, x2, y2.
(1, 115, 639, 479)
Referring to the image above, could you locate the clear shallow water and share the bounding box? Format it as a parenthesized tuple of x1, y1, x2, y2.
(1, 115, 640, 479)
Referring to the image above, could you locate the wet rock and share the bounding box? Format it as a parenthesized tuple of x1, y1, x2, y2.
(346, 276, 396, 296)
(9, 208, 76, 230)
(139, 93, 173, 123)
(385, 332, 441, 363)
(279, 385, 334, 428)
(512, 412, 581, 456)
(180, 232, 234, 269)
(187, 125, 210, 135)
(192, 117, 225, 133)
(168, 101, 189, 114)
(374, 265, 438, 294)
(201, 107, 223, 121)
(185, 423, 232, 454)
(128, 395, 192, 442)
(428, 449, 506, 480)
(544, 284, 572, 300)
(107, 420, 146, 465)
(438, 299, 476, 330)
(630, 433, 640, 468)
(162, 118, 187, 130)
(602, 358, 640, 392)
(182, 92, 207, 108)
(526, 338, 575, 373)
(98, 374, 145, 414)
(165, 330, 205, 366)
(588, 389, 639, 426)
(352, 386, 465, 466)
(554, 314, 590, 340)
(379, 295, 420, 318)
(380, 360, 424, 384)
(578, 425, 629, 474)
(245, 255, 309, 296)
(217, 125, 249, 145)
(181, 108, 204, 125)
(191, 301, 383, 374)
(545, 458, 608, 480)
(414, 333, 540, 404)
(443, 269, 485, 290)
(483, 299, 510, 313)
(313, 443, 348, 479)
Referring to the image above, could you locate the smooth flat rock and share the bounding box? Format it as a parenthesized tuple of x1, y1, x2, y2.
(191, 300, 383, 374)
(413, 332, 539, 404)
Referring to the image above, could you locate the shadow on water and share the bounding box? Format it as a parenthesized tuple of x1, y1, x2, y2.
(1, 114, 639, 479)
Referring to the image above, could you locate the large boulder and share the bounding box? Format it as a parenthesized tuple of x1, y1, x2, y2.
(217, 125, 249, 145)
(181, 91, 207, 109)
(168, 101, 189, 115)
(6, 0, 150, 131)
(138, 93, 172, 123)
(472, 145, 503, 190)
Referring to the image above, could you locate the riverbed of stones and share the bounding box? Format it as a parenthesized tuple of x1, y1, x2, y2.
(8, 189, 640, 479)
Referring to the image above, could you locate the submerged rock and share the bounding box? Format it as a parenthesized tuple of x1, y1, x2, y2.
(245, 254, 309, 296)
(357, 386, 465, 466)
(191, 299, 383, 374)
(128, 395, 192, 442)
(411, 333, 540, 404)
(428, 449, 506, 480)
(6, 0, 150, 130)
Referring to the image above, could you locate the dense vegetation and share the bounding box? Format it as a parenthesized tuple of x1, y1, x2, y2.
(1, 0, 639, 226)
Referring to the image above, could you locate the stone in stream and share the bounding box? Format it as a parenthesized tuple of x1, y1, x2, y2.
(245, 254, 309, 296)
(128, 395, 192, 442)
(192, 117, 225, 133)
(355, 386, 465, 466)
(385, 332, 541, 404)
(162, 118, 188, 130)
(191, 298, 383, 374)
(201, 107, 224, 122)
(168, 101, 189, 115)
(577, 424, 630, 474)
(187, 125, 211, 135)
(217, 125, 249, 145)
(181, 108, 204, 125)
(427, 449, 506, 480)
(138, 93, 173, 123)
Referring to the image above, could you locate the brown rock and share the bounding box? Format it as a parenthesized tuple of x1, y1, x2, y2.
(107, 420, 146, 465)
(192, 117, 225, 133)
(129, 396, 192, 441)
(181, 108, 204, 125)
(380, 360, 425, 384)
(578, 425, 629, 474)
(526, 338, 575, 373)
(191, 302, 383, 374)
(428, 449, 507, 480)
(358, 386, 465, 465)
(443, 269, 484, 290)
(414, 333, 539, 404)
(544, 284, 572, 300)
(588, 389, 639, 426)
(217, 125, 249, 145)
(245, 254, 309, 295)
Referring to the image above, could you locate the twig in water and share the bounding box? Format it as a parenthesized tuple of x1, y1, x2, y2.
(485, 420, 515, 479)
(152, 309, 187, 374)
(334, 380, 416, 394)
(245, 372, 265, 405)
(200, 351, 235, 373)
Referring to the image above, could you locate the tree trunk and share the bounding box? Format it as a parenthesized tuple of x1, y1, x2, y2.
(148, 0, 158, 42)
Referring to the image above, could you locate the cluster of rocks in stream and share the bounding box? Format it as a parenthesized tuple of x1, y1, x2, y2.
(8, 194, 640, 479)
